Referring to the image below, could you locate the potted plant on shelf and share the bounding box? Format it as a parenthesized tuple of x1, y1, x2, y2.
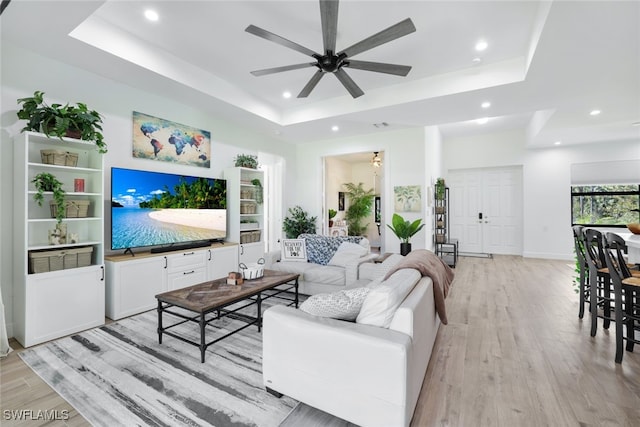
(283, 206, 317, 238)
(234, 154, 258, 169)
(328, 208, 337, 227)
(251, 178, 263, 204)
(343, 182, 374, 236)
(16, 91, 107, 153)
(32, 172, 66, 224)
(387, 213, 424, 255)
(435, 178, 446, 200)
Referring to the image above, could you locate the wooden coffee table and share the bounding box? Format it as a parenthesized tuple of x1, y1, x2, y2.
(156, 269, 299, 362)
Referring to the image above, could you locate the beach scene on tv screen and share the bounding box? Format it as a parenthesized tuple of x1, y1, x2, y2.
(111, 168, 226, 250)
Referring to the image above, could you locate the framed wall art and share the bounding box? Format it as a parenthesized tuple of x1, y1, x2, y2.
(132, 111, 211, 168)
(394, 185, 422, 212)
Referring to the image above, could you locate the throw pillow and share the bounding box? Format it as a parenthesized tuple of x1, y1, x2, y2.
(299, 287, 371, 321)
(299, 234, 363, 265)
(281, 239, 308, 262)
(356, 269, 421, 328)
(327, 241, 368, 267)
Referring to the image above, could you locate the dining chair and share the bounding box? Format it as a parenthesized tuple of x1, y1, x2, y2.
(572, 225, 590, 319)
(583, 228, 614, 336)
(603, 232, 640, 363)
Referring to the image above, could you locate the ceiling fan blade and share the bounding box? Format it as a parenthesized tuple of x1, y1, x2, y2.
(298, 71, 325, 98)
(246, 24, 318, 57)
(250, 63, 315, 76)
(320, 0, 339, 53)
(334, 69, 364, 98)
(339, 18, 416, 58)
(344, 59, 412, 76)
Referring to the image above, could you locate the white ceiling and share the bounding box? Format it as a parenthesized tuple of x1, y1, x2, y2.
(2, 0, 639, 148)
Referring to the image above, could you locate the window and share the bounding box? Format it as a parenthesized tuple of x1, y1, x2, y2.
(571, 184, 640, 226)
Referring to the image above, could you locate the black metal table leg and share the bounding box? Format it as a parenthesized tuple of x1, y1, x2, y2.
(257, 293, 262, 332)
(157, 300, 163, 344)
(200, 313, 206, 363)
(294, 278, 299, 308)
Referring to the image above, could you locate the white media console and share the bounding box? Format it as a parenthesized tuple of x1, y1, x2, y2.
(104, 243, 239, 320)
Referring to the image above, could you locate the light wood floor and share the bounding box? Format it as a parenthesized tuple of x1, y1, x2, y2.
(2, 256, 639, 426)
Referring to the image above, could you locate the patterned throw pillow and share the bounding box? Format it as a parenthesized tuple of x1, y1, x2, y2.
(299, 234, 363, 265)
(299, 287, 371, 321)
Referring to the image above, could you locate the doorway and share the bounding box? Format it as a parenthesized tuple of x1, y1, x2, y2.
(323, 152, 384, 252)
(448, 166, 523, 255)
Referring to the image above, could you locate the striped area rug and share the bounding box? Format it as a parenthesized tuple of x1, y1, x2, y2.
(19, 306, 298, 427)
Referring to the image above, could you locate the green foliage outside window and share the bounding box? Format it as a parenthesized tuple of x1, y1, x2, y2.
(571, 184, 639, 226)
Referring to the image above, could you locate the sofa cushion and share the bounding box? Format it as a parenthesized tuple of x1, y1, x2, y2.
(281, 239, 308, 262)
(299, 234, 366, 265)
(269, 261, 316, 278)
(328, 242, 369, 267)
(356, 269, 421, 328)
(299, 287, 371, 321)
(359, 254, 405, 281)
(303, 265, 346, 285)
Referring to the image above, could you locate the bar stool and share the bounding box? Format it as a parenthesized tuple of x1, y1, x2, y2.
(572, 225, 590, 319)
(603, 232, 640, 363)
(583, 228, 614, 336)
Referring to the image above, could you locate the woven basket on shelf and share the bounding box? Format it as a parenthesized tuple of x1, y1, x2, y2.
(49, 200, 90, 218)
(29, 246, 93, 274)
(40, 149, 78, 167)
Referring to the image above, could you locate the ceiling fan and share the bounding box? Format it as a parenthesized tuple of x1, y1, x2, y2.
(245, 0, 416, 99)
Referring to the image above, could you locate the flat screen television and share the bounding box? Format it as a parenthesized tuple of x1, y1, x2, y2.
(111, 167, 227, 253)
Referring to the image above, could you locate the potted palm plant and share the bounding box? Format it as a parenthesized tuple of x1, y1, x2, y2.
(32, 172, 66, 224)
(387, 213, 425, 255)
(16, 91, 107, 153)
(343, 182, 374, 236)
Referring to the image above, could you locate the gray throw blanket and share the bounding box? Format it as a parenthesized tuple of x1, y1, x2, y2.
(383, 249, 455, 324)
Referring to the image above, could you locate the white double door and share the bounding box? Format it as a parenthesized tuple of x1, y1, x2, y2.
(448, 166, 523, 255)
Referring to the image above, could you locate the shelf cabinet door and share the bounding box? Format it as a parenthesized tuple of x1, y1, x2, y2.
(207, 245, 239, 280)
(105, 256, 167, 320)
(22, 266, 105, 347)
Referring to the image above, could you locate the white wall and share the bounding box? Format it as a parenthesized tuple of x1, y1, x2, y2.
(443, 129, 640, 260)
(295, 126, 441, 254)
(0, 43, 297, 338)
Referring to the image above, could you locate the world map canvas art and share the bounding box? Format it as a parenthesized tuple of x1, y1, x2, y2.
(132, 111, 211, 168)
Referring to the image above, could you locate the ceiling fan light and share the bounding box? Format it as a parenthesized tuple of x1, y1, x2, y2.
(371, 151, 382, 168)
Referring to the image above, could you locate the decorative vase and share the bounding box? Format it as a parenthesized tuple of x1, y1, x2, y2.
(400, 242, 412, 256)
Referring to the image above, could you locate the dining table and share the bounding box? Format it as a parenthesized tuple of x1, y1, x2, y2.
(618, 232, 640, 264)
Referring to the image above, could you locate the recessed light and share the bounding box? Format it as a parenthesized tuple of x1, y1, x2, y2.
(475, 40, 488, 52)
(331, 125, 339, 132)
(472, 57, 482, 64)
(144, 9, 159, 21)
(476, 117, 489, 125)
(554, 141, 562, 145)
(282, 91, 292, 99)
(590, 109, 601, 116)
(481, 101, 491, 109)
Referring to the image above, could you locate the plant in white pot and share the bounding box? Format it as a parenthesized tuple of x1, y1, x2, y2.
(387, 213, 424, 255)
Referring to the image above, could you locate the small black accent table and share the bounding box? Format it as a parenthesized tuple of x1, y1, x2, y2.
(156, 270, 299, 362)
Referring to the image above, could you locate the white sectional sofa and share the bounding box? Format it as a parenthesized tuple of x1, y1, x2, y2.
(265, 234, 378, 295)
(262, 269, 441, 427)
